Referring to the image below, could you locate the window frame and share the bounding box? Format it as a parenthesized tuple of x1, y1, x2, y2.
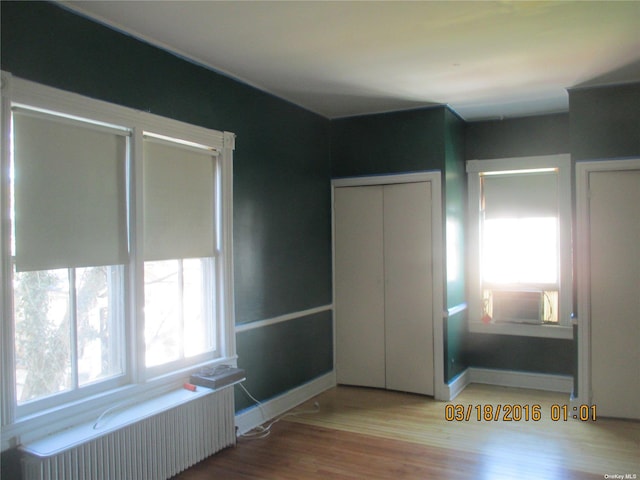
(466, 154, 573, 339)
(1, 72, 236, 449)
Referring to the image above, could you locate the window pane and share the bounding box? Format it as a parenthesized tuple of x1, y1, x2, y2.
(183, 258, 215, 357)
(14, 269, 72, 404)
(144, 258, 215, 368)
(76, 266, 124, 386)
(144, 260, 181, 367)
(482, 217, 558, 284)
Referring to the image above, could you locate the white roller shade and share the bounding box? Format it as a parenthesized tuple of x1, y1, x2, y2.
(13, 111, 128, 272)
(482, 171, 558, 219)
(143, 139, 216, 261)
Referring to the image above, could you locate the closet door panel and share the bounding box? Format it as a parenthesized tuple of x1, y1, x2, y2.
(589, 170, 640, 419)
(383, 182, 434, 395)
(334, 186, 386, 388)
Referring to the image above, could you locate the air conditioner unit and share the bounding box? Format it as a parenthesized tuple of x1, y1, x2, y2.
(492, 289, 544, 324)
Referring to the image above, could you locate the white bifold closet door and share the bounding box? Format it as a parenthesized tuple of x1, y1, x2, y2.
(334, 185, 386, 389)
(334, 181, 434, 396)
(588, 169, 640, 419)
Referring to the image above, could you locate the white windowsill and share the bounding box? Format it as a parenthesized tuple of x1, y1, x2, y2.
(20, 381, 241, 458)
(469, 321, 573, 339)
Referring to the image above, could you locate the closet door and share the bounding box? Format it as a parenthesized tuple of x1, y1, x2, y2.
(589, 169, 640, 419)
(334, 186, 386, 388)
(384, 182, 434, 395)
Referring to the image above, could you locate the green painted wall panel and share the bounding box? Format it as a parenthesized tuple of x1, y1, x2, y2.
(445, 310, 468, 382)
(444, 109, 468, 381)
(235, 311, 333, 411)
(465, 335, 576, 376)
(331, 107, 446, 177)
(465, 113, 570, 160)
(444, 109, 467, 309)
(570, 83, 640, 161)
(233, 113, 332, 323)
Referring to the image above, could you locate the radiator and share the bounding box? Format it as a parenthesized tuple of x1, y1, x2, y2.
(23, 386, 236, 480)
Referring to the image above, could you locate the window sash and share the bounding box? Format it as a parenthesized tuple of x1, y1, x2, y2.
(144, 257, 218, 372)
(13, 264, 127, 416)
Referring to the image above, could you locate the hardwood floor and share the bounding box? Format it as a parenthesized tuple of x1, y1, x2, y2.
(174, 384, 640, 479)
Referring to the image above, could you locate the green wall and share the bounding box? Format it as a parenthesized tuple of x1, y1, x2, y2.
(569, 83, 640, 161)
(1, 1, 334, 416)
(443, 109, 467, 381)
(465, 113, 570, 160)
(235, 311, 333, 411)
(331, 107, 445, 177)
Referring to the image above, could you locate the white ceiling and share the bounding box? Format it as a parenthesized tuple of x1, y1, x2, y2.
(61, 1, 640, 121)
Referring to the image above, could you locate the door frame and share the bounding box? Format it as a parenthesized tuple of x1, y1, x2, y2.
(331, 171, 446, 400)
(575, 158, 640, 407)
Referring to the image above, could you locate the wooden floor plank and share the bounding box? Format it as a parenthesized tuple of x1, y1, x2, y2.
(173, 384, 640, 479)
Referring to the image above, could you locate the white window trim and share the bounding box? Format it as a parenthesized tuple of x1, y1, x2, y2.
(0, 72, 236, 449)
(466, 154, 573, 339)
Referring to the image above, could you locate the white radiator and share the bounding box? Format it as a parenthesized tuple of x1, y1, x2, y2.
(23, 387, 236, 480)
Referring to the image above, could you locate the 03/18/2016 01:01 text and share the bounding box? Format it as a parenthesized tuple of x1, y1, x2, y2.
(444, 403, 597, 422)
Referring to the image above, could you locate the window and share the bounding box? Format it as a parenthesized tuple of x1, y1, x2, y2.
(142, 136, 220, 372)
(1, 73, 235, 447)
(9, 109, 128, 411)
(467, 155, 572, 338)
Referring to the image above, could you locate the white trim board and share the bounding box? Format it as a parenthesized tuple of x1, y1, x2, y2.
(445, 369, 471, 400)
(445, 302, 467, 318)
(447, 368, 573, 398)
(235, 371, 336, 436)
(332, 171, 440, 188)
(233, 367, 572, 431)
(235, 304, 333, 333)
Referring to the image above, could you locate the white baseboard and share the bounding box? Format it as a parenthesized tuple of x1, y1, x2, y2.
(235, 371, 336, 435)
(237, 368, 571, 431)
(445, 369, 471, 400)
(468, 367, 573, 394)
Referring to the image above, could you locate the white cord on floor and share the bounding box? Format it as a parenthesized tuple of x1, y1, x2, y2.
(238, 382, 320, 439)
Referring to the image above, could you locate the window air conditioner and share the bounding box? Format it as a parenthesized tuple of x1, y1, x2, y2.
(492, 289, 544, 324)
